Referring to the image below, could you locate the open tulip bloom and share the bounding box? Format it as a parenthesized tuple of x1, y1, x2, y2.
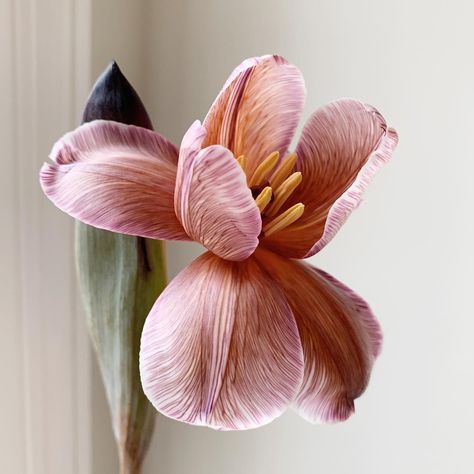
(40, 55, 398, 430)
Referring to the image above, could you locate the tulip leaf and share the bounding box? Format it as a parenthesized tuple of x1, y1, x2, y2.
(76, 62, 164, 474)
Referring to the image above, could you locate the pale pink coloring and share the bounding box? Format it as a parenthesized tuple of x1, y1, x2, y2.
(40, 55, 398, 430)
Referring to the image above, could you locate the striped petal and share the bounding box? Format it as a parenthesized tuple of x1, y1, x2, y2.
(139, 251, 304, 430)
(263, 99, 398, 258)
(174, 121, 261, 261)
(40, 120, 188, 240)
(203, 55, 306, 178)
(257, 248, 382, 423)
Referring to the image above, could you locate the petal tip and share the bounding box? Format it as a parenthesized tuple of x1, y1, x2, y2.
(387, 126, 399, 147)
(39, 161, 58, 192)
(295, 396, 356, 424)
(180, 120, 208, 152)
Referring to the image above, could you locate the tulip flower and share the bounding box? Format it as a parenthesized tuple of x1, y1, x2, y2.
(40, 55, 398, 430)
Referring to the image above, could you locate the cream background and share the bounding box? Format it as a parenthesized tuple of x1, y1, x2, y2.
(141, 2, 474, 473)
(2, 0, 473, 473)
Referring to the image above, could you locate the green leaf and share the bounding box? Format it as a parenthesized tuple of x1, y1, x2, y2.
(76, 62, 165, 474)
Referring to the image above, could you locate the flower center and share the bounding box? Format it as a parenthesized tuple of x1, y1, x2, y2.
(237, 151, 304, 237)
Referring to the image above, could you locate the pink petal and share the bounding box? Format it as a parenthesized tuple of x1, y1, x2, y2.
(257, 248, 382, 423)
(263, 99, 398, 258)
(174, 121, 261, 261)
(40, 120, 189, 240)
(203, 55, 306, 178)
(139, 251, 304, 430)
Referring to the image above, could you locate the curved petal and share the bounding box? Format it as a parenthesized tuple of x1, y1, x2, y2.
(174, 120, 207, 220)
(139, 251, 304, 430)
(40, 120, 189, 240)
(175, 122, 261, 261)
(257, 248, 382, 423)
(263, 99, 398, 258)
(203, 55, 306, 178)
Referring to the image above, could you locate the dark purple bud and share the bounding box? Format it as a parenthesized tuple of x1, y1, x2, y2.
(82, 61, 153, 130)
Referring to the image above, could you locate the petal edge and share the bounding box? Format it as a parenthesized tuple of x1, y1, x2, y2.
(305, 126, 398, 257)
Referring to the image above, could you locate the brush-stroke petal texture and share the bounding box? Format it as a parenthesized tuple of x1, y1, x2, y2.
(263, 99, 398, 258)
(203, 55, 306, 177)
(40, 120, 188, 240)
(257, 248, 381, 423)
(140, 251, 304, 430)
(175, 122, 261, 261)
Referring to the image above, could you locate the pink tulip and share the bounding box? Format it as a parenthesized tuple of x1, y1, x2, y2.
(40, 55, 398, 430)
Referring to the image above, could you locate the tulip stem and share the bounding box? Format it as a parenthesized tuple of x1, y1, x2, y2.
(120, 454, 141, 474)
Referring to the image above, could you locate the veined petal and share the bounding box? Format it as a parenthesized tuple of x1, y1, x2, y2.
(203, 55, 306, 178)
(40, 120, 188, 240)
(257, 248, 382, 423)
(175, 122, 261, 261)
(203, 56, 265, 147)
(263, 99, 398, 258)
(139, 251, 304, 430)
(174, 120, 207, 220)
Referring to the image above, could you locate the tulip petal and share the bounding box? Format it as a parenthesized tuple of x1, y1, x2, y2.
(40, 120, 189, 240)
(263, 99, 398, 258)
(175, 122, 261, 261)
(139, 251, 304, 430)
(257, 248, 382, 423)
(203, 55, 305, 178)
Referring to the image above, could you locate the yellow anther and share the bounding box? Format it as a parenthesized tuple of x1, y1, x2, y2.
(255, 186, 273, 213)
(270, 152, 297, 189)
(236, 155, 247, 173)
(266, 172, 302, 217)
(262, 203, 305, 237)
(248, 151, 280, 187)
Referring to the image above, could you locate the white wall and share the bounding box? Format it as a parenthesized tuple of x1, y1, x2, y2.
(0, 0, 92, 472)
(140, 1, 474, 473)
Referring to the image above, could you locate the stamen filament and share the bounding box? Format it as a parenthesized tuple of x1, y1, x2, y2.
(236, 155, 247, 173)
(266, 172, 302, 217)
(269, 152, 297, 189)
(263, 203, 305, 237)
(255, 186, 272, 213)
(248, 151, 280, 187)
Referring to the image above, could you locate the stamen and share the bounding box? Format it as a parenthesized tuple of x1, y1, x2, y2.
(270, 152, 297, 189)
(236, 155, 247, 173)
(266, 172, 302, 217)
(255, 186, 272, 213)
(262, 203, 305, 237)
(248, 151, 280, 187)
